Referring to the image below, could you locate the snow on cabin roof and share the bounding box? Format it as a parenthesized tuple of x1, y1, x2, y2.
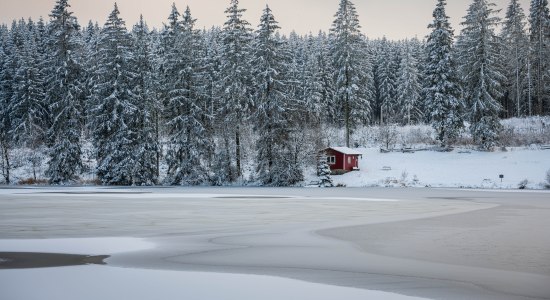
(326, 147, 363, 155)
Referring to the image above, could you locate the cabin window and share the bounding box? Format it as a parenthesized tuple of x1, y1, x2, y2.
(327, 156, 336, 165)
(348, 157, 351, 164)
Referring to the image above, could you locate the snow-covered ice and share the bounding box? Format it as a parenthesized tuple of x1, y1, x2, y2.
(0, 237, 429, 300)
(0, 266, 430, 300)
(0, 237, 154, 255)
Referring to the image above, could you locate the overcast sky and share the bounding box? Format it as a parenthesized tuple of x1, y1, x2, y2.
(0, 0, 531, 40)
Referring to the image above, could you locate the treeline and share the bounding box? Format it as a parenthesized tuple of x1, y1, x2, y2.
(0, 0, 549, 186)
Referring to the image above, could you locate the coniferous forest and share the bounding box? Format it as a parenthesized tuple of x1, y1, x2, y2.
(0, 0, 549, 186)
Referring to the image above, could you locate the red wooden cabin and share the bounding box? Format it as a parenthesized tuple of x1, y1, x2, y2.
(323, 147, 363, 173)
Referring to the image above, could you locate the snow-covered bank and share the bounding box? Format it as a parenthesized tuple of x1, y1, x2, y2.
(319, 148, 550, 189)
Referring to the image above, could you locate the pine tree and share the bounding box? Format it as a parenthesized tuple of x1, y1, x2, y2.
(91, 4, 137, 185)
(219, 0, 253, 181)
(252, 5, 302, 186)
(164, 6, 212, 185)
(396, 42, 422, 125)
(457, 0, 505, 150)
(424, 0, 464, 148)
(330, 0, 371, 146)
(529, 0, 550, 115)
(501, 0, 530, 117)
(45, 0, 85, 183)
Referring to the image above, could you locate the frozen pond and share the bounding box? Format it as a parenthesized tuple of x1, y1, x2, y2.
(1, 187, 549, 300)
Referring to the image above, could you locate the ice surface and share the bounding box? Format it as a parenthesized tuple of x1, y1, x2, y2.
(0, 237, 429, 300)
(0, 265, 430, 300)
(0, 237, 154, 255)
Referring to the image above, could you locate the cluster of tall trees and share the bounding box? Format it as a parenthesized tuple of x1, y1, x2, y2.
(0, 0, 549, 185)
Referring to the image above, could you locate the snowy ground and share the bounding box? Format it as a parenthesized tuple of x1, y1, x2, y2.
(1, 187, 549, 300)
(316, 147, 550, 189)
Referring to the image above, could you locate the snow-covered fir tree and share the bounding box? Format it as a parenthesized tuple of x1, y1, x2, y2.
(91, 4, 138, 185)
(164, 6, 212, 185)
(219, 0, 253, 181)
(329, 0, 371, 146)
(159, 3, 182, 110)
(130, 16, 159, 185)
(313, 32, 336, 124)
(9, 22, 48, 179)
(44, 0, 85, 183)
(377, 38, 398, 125)
(501, 0, 530, 117)
(424, 0, 464, 148)
(252, 5, 302, 186)
(300, 34, 324, 125)
(457, 0, 505, 150)
(317, 153, 333, 187)
(396, 43, 422, 125)
(0, 26, 15, 184)
(529, 0, 550, 115)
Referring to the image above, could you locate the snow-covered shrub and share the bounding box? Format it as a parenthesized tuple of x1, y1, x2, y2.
(499, 117, 550, 146)
(378, 124, 399, 151)
(546, 170, 550, 189)
(412, 175, 420, 185)
(400, 170, 409, 183)
(518, 179, 529, 190)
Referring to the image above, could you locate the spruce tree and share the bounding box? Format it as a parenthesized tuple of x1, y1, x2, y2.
(396, 43, 422, 125)
(131, 16, 159, 185)
(45, 0, 85, 183)
(91, 4, 137, 185)
(317, 153, 333, 188)
(0, 27, 15, 183)
(314, 32, 336, 124)
(529, 0, 550, 115)
(377, 38, 397, 124)
(424, 0, 464, 148)
(457, 0, 505, 150)
(164, 7, 212, 185)
(10, 25, 48, 180)
(501, 0, 530, 117)
(330, 0, 371, 146)
(219, 0, 253, 181)
(252, 5, 302, 186)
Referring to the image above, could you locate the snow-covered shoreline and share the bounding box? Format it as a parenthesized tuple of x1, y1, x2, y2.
(311, 147, 550, 190)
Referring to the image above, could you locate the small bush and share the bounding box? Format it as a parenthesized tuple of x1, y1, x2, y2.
(546, 170, 550, 189)
(331, 169, 348, 176)
(518, 179, 529, 190)
(79, 178, 102, 186)
(18, 178, 48, 185)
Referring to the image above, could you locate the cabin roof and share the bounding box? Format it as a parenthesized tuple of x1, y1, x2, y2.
(325, 147, 363, 156)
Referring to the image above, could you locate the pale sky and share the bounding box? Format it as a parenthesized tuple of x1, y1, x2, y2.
(0, 0, 531, 40)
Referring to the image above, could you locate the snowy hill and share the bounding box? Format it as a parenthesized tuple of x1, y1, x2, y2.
(321, 148, 550, 190)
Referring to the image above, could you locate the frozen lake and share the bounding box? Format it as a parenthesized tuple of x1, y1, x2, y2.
(1, 187, 549, 300)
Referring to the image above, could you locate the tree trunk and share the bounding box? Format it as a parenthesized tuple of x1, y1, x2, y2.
(1, 141, 10, 184)
(155, 114, 160, 180)
(235, 124, 241, 179)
